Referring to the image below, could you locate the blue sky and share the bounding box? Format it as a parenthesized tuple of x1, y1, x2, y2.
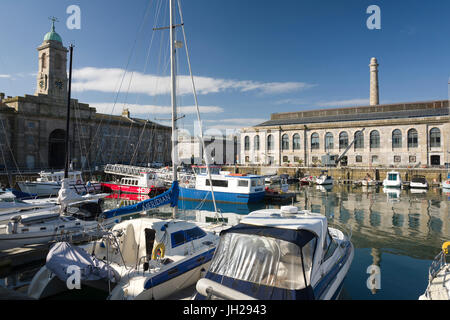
(0, 0, 449, 134)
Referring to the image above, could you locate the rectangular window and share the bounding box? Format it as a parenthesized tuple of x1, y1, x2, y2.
(206, 179, 228, 187)
(356, 155, 363, 163)
(371, 155, 378, 163)
(238, 180, 248, 187)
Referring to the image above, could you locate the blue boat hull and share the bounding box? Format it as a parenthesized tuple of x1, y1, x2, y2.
(179, 187, 265, 204)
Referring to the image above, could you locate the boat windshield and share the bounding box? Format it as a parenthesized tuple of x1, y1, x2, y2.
(388, 173, 398, 181)
(209, 232, 316, 291)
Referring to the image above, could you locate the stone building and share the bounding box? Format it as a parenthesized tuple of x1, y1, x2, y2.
(0, 21, 171, 172)
(240, 58, 449, 168)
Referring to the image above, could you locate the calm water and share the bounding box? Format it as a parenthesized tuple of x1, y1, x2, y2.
(1, 183, 449, 300)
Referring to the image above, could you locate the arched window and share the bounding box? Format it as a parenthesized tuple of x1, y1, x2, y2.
(254, 135, 260, 150)
(267, 134, 274, 150)
(325, 132, 334, 151)
(392, 129, 402, 148)
(311, 133, 319, 150)
(339, 132, 348, 150)
(370, 130, 380, 149)
(282, 134, 289, 150)
(354, 131, 364, 149)
(430, 128, 441, 147)
(244, 136, 250, 151)
(293, 133, 301, 150)
(407, 129, 418, 148)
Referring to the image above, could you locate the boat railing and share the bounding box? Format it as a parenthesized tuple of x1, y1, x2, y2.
(428, 249, 447, 282)
(104, 164, 157, 177)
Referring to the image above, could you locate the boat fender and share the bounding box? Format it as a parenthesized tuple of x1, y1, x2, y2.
(152, 243, 165, 260)
(443, 242, 450, 255)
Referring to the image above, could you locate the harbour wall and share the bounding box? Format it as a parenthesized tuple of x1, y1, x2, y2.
(223, 165, 449, 186)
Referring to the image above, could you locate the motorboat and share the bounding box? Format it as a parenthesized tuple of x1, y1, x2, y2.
(409, 175, 428, 189)
(17, 170, 101, 197)
(419, 242, 450, 300)
(442, 174, 450, 190)
(361, 174, 377, 187)
(383, 171, 402, 188)
(264, 175, 280, 184)
(194, 206, 354, 300)
(27, 217, 229, 300)
(315, 174, 333, 186)
(299, 175, 313, 186)
(179, 166, 266, 204)
(102, 164, 166, 195)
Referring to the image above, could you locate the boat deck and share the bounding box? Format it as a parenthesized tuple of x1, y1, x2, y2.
(426, 266, 450, 300)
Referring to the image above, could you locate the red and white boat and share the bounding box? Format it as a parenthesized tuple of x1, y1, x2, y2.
(101, 164, 166, 195)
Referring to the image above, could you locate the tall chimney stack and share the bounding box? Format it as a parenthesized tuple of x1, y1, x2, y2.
(369, 57, 379, 105)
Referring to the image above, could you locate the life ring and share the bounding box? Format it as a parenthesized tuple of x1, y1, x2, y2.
(152, 242, 165, 260)
(442, 241, 450, 255)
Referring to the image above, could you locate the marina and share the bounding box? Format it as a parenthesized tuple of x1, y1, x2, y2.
(0, 182, 448, 300)
(0, 0, 449, 305)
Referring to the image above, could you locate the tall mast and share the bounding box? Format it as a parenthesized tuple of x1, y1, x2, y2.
(170, 0, 178, 219)
(64, 44, 74, 179)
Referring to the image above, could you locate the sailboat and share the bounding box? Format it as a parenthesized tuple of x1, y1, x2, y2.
(28, 0, 230, 300)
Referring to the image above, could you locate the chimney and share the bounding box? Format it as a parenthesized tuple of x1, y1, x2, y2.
(369, 57, 379, 106)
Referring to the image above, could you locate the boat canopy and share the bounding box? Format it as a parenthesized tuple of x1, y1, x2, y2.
(203, 223, 317, 299)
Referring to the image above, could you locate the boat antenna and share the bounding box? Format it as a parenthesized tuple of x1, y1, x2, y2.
(64, 44, 74, 179)
(176, 0, 219, 215)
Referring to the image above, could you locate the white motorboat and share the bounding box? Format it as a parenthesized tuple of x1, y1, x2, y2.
(410, 175, 428, 189)
(315, 174, 333, 185)
(264, 175, 280, 184)
(28, 217, 229, 300)
(17, 170, 101, 197)
(419, 242, 450, 300)
(383, 171, 402, 188)
(194, 206, 354, 300)
(442, 177, 450, 190)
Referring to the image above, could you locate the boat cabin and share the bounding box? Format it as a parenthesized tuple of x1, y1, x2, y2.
(37, 171, 83, 184)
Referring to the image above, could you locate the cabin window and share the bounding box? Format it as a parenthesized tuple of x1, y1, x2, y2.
(206, 179, 228, 187)
(323, 231, 338, 262)
(171, 227, 207, 248)
(388, 173, 398, 181)
(238, 180, 249, 187)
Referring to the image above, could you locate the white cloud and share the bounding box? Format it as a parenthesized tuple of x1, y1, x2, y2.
(0, 74, 11, 78)
(203, 118, 266, 131)
(88, 102, 223, 116)
(72, 67, 313, 96)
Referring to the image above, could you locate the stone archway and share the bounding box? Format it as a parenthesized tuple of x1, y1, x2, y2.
(48, 129, 66, 169)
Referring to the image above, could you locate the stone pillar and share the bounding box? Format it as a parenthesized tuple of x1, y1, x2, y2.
(369, 57, 379, 106)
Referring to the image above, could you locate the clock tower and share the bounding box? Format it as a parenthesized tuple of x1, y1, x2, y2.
(35, 18, 68, 99)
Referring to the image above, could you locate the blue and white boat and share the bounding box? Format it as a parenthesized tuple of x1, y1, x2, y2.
(179, 166, 266, 204)
(194, 206, 354, 300)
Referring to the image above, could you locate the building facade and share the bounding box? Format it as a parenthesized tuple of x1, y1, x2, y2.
(0, 22, 171, 172)
(241, 100, 449, 168)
